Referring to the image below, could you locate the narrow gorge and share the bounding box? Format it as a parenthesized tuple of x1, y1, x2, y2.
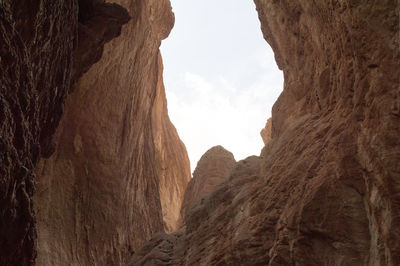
(1, 0, 399, 266)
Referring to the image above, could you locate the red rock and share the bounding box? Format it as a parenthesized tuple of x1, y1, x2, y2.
(2, 0, 399, 265)
(180, 146, 236, 221)
(260, 117, 272, 145)
(130, 1, 400, 265)
(152, 53, 192, 233)
(33, 0, 190, 265)
(0, 1, 128, 265)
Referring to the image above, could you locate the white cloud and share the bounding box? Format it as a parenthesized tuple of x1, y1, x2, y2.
(161, 0, 284, 172)
(166, 68, 282, 172)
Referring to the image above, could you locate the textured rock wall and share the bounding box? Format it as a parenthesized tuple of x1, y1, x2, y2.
(1, 1, 128, 265)
(34, 0, 190, 265)
(130, 1, 400, 265)
(180, 146, 236, 221)
(152, 54, 191, 233)
(0, 2, 77, 264)
(255, 1, 400, 264)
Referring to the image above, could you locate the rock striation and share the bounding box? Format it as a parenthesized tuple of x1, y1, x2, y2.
(34, 0, 190, 265)
(152, 53, 192, 233)
(0, 1, 128, 265)
(180, 146, 236, 221)
(130, 1, 400, 265)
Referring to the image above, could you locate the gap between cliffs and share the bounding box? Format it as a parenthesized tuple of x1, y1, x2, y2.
(160, 0, 283, 172)
(1, 0, 398, 265)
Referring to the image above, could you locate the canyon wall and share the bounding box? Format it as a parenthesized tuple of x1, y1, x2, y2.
(34, 0, 190, 265)
(130, 1, 400, 265)
(180, 146, 236, 221)
(0, 1, 128, 265)
(152, 53, 192, 233)
(0, 2, 76, 264)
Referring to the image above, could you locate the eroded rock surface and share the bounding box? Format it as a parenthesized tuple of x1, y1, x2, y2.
(152, 53, 191, 233)
(34, 0, 190, 265)
(0, 2, 76, 264)
(130, 1, 400, 265)
(1, 1, 128, 265)
(180, 146, 236, 221)
(72, 1, 131, 83)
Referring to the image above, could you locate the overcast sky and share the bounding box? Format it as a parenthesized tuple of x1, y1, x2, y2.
(161, 0, 283, 172)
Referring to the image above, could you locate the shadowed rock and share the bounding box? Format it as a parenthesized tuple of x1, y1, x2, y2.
(34, 1, 190, 265)
(0, 0, 129, 264)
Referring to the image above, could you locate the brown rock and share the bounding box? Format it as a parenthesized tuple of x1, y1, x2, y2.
(72, 1, 131, 83)
(0, 1, 128, 265)
(180, 146, 236, 221)
(260, 117, 272, 145)
(130, 1, 400, 265)
(34, 0, 190, 265)
(0, 2, 76, 264)
(152, 54, 191, 233)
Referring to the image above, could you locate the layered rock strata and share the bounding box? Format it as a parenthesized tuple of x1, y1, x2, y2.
(34, 0, 190, 265)
(0, 1, 128, 265)
(180, 146, 236, 221)
(130, 1, 400, 265)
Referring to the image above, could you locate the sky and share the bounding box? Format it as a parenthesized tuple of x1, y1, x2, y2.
(160, 0, 283, 172)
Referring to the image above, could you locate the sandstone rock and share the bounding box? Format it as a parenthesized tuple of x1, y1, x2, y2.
(1, 1, 128, 265)
(34, 0, 190, 265)
(180, 146, 236, 222)
(72, 1, 131, 83)
(130, 1, 400, 265)
(0, 2, 76, 263)
(260, 117, 272, 145)
(152, 53, 191, 233)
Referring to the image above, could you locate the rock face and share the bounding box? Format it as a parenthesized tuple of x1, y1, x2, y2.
(130, 1, 400, 265)
(260, 117, 272, 145)
(180, 146, 236, 221)
(152, 54, 192, 233)
(0, 3, 75, 264)
(34, 0, 190, 265)
(0, 1, 128, 265)
(72, 1, 131, 83)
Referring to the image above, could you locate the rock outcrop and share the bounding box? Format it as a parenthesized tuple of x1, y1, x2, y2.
(260, 117, 272, 145)
(0, 1, 128, 265)
(130, 1, 400, 265)
(180, 146, 236, 221)
(34, 0, 190, 265)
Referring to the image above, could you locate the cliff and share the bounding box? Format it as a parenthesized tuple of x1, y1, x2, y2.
(2, 0, 399, 265)
(130, 1, 400, 265)
(152, 53, 192, 233)
(34, 0, 190, 265)
(0, 1, 128, 265)
(260, 117, 272, 145)
(180, 146, 236, 221)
